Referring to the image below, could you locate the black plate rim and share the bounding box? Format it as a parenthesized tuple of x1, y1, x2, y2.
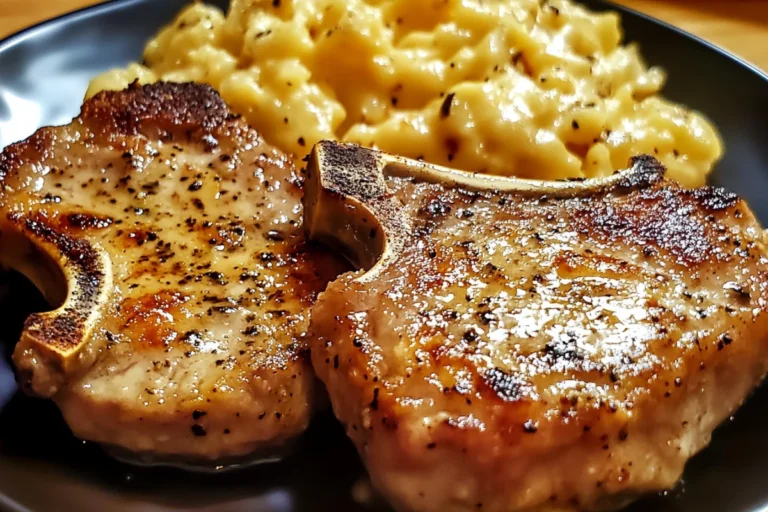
(604, 1, 768, 83)
(1, 2, 768, 512)
(0, 0, 146, 56)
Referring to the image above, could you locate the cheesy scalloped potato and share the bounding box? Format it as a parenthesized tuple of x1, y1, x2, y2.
(88, 0, 722, 186)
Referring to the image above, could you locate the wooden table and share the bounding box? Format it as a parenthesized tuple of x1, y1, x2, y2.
(2, 0, 767, 72)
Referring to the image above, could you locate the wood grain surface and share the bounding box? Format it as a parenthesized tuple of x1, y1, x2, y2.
(1, 0, 767, 72)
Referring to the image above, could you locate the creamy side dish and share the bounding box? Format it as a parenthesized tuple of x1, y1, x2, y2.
(88, 0, 722, 186)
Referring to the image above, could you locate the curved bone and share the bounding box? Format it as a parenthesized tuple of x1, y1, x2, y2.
(1, 213, 112, 398)
(303, 140, 663, 277)
(0, 82, 353, 463)
(304, 141, 768, 512)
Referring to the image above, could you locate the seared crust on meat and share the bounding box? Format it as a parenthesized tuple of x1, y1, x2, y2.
(306, 142, 768, 511)
(0, 83, 346, 463)
(80, 81, 230, 136)
(0, 82, 230, 177)
(2, 82, 235, 396)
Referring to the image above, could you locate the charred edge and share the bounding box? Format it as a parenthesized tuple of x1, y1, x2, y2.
(0, 129, 55, 186)
(318, 143, 387, 201)
(574, 179, 749, 267)
(63, 213, 114, 230)
(0, 147, 21, 183)
(482, 367, 527, 402)
(0, 150, 14, 183)
(419, 194, 453, 219)
(80, 81, 230, 137)
(17, 213, 105, 351)
(686, 186, 740, 211)
(543, 335, 583, 362)
(613, 155, 666, 191)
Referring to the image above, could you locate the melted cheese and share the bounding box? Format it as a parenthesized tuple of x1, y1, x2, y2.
(88, 0, 722, 186)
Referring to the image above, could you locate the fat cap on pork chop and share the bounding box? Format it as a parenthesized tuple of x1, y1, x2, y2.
(0, 82, 346, 465)
(305, 141, 768, 512)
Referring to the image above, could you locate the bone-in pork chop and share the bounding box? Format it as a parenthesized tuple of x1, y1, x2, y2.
(305, 142, 768, 511)
(0, 83, 346, 465)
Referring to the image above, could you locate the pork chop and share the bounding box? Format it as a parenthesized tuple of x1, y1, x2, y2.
(0, 83, 346, 465)
(305, 142, 768, 511)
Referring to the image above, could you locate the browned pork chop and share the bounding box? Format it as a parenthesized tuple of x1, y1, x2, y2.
(0, 83, 346, 465)
(305, 142, 768, 512)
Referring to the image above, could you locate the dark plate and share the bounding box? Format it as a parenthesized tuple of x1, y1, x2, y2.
(1, 1, 767, 511)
